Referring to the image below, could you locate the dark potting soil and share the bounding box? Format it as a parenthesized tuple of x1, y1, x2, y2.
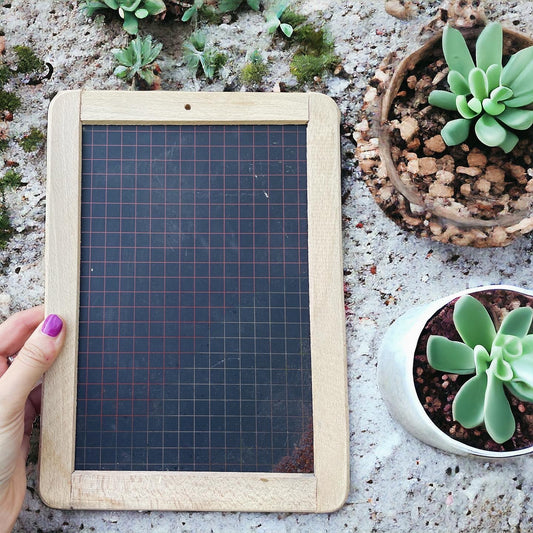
(413, 289, 533, 452)
(386, 36, 533, 221)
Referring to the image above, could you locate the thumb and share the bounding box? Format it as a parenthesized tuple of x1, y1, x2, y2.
(0, 314, 65, 415)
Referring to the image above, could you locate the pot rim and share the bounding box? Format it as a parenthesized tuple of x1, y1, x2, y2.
(407, 284, 533, 458)
(378, 26, 533, 229)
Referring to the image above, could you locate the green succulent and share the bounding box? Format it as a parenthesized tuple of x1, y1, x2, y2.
(181, 0, 204, 22)
(428, 22, 533, 153)
(265, 0, 294, 38)
(219, 0, 260, 12)
(81, 0, 166, 34)
(183, 31, 227, 79)
(427, 294, 533, 444)
(113, 35, 162, 87)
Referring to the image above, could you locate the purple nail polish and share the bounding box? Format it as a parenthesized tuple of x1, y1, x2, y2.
(42, 314, 63, 337)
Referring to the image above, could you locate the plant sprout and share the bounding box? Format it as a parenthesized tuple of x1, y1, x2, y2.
(428, 22, 533, 153)
(265, 0, 294, 38)
(427, 294, 533, 444)
(113, 35, 162, 87)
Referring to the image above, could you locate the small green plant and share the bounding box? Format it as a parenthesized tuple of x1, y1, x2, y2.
(290, 52, 338, 84)
(429, 22, 533, 153)
(0, 204, 13, 249)
(427, 294, 533, 444)
(19, 128, 45, 152)
(0, 90, 21, 112)
(219, 0, 260, 12)
(265, 0, 293, 38)
(241, 49, 268, 85)
(113, 35, 162, 88)
(13, 45, 45, 74)
(81, 0, 166, 34)
(0, 169, 22, 189)
(181, 0, 204, 21)
(183, 31, 227, 79)
(0, 65, 11, 86)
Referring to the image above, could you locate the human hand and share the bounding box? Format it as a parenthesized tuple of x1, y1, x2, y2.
(0, 307, 65, 533)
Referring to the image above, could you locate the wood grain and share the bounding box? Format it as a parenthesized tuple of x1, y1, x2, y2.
(307, 93, 349, 512)
(41, 90, 82, 508)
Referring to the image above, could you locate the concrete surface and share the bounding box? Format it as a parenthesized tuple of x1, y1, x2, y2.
(2, 0, 533, 531)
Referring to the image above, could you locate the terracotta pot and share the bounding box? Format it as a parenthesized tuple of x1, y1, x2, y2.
(378, 285, 533, 458)
(358, 26, 533, 247)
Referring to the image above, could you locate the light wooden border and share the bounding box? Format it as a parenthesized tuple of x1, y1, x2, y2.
(42, 91, 348, 512)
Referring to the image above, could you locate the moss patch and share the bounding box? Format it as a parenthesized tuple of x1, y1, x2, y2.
(19, 127, 45, 152)
(0, 65, 11, 86)
(290, 52, 339, 84)
(241, 51, 268, 85)
(0, 204, 13, 248)
(13, 45, 45, 74)
(1, 169, 21, 189)
(0, 89, 21, 112)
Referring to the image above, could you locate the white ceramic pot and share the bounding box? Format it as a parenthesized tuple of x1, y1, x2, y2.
(378, 285, 533, 458)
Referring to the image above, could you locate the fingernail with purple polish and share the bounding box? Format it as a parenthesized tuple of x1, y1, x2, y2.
(42, 314, 63, 338)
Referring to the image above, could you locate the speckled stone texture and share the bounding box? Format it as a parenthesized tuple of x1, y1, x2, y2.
(4, 0, 533, 531)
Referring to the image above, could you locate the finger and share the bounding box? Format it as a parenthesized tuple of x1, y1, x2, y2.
(0, 305, 44, 357)
(0, 314, 65, 416)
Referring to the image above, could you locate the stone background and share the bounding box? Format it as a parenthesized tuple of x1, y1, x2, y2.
(2, 0, 533, 531)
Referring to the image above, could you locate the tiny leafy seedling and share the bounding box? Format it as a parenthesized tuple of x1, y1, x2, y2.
(183, 31, 226, 79)
(265, 0, 294, 38)
(113, 35, 162, 88)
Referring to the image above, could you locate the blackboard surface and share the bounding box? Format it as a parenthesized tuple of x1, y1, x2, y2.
(75, 124, 313, 472)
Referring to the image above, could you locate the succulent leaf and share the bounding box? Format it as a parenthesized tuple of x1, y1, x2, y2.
(468, 68, 488, 100)
(440, 118, 471, 145)
(490, 86, 513, 102)
(467, 97, 482, 114)
(501, 46, 533, 88)
(453, 295, 496, 351)
(456, 95, 478, 119)
(135, 8, 148, 18)
(428, 90, 458, 111)
(482, 98, 505, 116)
(476, 21, 503, 71)
(143, 0, 166, 14)
(497, 128, 519, 153)
(484, 365, 515, 443)
(504, 88, 533, 108)
(492, 354, 514, 381)
(452, 372, 487, 429)
(475, 113, 507, 147)
(486, 64, 502, 92)
(442, 25, 476, 79)
(122, 10, 139, 34)
(427, 336, 476, 374)
(510, 353, 533, 385)
(502, 108, 533, 134)
(499, 307, 533, 337)
(448, 70, 470, 95)
(506, 380, 533, 403)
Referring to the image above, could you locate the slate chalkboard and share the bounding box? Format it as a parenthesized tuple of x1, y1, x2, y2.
(76, 123, 313, 473)
(42, 91, 347, 512)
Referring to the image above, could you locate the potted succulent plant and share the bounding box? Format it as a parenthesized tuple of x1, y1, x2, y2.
(378, 285, 533, 457)
(355, 20, 533, 247)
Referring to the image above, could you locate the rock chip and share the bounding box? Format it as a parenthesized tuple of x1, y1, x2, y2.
(467, 149, 487, 168)
(436, 170, 454, 184)
(418, 157, 438, 175)
(429, 183, 454, 197)
(398, 116, 419, 142)
(484, 165, 506, 183)
(425, 135, 446, 153)
(457, 166, 482, 177)
(460, 183, 471, 196)
(475, 178, 491, 193)
(508, 164, 526, 183)
(385, 0, 412, 20)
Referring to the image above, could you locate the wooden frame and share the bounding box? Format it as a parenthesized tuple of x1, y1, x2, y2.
(42, 91, 348, 512)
